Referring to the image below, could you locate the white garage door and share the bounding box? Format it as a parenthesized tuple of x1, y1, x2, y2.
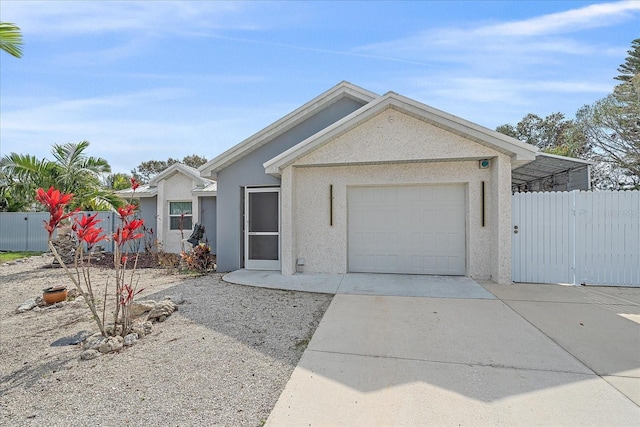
(348, 184, 466, 275)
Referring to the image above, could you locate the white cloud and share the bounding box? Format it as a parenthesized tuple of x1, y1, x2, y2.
(1, 1, 252, 37)
(2, 0, 302, 39)
(477, 1, 640, 37)
(355, 1, 640, 63)
(0, 88, 286, 173)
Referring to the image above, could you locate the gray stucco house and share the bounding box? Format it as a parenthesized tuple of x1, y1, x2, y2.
(118, 163, 217, 254)
(199, 82, 553, 284)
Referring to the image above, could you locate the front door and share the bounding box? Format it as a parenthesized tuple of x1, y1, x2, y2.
(244, 187, 280, 270)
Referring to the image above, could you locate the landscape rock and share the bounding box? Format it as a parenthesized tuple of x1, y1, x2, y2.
(82, 334, 106, 350)
(51, 228, 76, 265)
(51, 330, 92, 347)
(131, 320, 153, 336)
(147, 300, 177, 322)
(165, 294, 184, 305)
(80, 350, 101, 360)
(129, 300, 157, 317)
(47, 302, 65, 309)
(17, 298, 37, 313)
(123, 333, 139, 346)
(98, 335, 124, 353)
(67, 288, 81, 299)
(105, 324, 123, 336)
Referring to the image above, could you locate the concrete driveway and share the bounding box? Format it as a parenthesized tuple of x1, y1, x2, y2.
(264, 278, 640, 426)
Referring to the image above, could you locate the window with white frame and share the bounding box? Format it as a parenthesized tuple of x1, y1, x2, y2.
(169, 201, 193, 230)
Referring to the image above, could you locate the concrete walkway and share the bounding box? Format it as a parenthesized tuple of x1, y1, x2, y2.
(224, 271, 640, 425)
(224, 269, 495, 299)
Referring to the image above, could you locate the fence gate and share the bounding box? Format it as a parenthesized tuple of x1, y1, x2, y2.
(512, 190, 640, 287)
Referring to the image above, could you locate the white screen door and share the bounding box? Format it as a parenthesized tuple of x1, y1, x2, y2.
(244, 187, 280, 270)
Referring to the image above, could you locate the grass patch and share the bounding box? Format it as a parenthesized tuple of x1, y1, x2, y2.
(0, 251, 43, 264)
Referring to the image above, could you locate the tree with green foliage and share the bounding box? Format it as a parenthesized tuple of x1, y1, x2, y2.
(577, 38, 640, 189)
(497, 39, 640, 190)
(131, 154, 208, 183)
(0, 141, 122, 211)
(0, 22, 23, 58)
(104, 172, 134, 191)
(496, 112, 590, 158)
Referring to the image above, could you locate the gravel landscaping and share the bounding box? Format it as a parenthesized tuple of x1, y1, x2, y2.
(0, 254, 332, 426)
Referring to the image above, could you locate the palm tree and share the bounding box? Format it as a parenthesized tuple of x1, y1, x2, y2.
(0, 141, 122, 211)
(50, 141, 110, 190)
(0, 154, 56, 211)
(0, 22, 23, 58)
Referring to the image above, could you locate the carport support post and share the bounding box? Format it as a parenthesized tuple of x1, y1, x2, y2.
(490, 154, 512, 284)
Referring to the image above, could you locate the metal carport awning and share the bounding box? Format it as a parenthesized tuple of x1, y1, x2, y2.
(511, 152, 593, 192)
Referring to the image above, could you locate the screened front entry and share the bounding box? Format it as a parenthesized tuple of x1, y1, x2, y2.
(244, 187, 280, 270)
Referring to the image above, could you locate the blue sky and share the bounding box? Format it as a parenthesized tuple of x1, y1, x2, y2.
(1, 1, 638, 174)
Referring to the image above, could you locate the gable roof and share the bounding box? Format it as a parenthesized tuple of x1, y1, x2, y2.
(115, 184, 157, 198)
(116, 163, 216, 199)
(199, 81, 378, 179)
(149, 162, 210, 187)
(264, 91, 538, 176)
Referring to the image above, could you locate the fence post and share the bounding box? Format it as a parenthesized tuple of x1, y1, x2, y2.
(569, 190, 577, 285)
(24, 215, 29, 252)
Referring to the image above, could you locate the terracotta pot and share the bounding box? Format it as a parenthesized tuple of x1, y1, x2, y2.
(42, 286, 68, 304)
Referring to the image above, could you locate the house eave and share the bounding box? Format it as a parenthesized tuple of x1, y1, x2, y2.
(150, 163, 209, 187)
(199, 81, 378, 179)
(265, 92, 538, 176)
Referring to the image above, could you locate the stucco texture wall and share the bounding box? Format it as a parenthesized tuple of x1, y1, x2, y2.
(215, 96, 367, 272)
(297, 108, 499, 166)
(281, 108, 513, 284)
(157, 173, 199, 253)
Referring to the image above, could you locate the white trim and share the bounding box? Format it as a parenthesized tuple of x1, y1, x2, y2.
(264, 92, 538, 176)
(199, 81, 378, 179)
(537, 152, 594, 165)
(244, 187, 281, 270)
(168, 200, 194, 231)
(150, 163, 211, 187)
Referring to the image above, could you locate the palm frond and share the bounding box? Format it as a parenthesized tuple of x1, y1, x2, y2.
(0, 22, 23, 58)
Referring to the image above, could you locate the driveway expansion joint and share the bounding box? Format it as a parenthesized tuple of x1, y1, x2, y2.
(306, 349, 596, 376)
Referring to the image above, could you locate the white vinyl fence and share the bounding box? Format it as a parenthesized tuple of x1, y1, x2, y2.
(0, 211, 118, 252)
(512, 190, 640, 287)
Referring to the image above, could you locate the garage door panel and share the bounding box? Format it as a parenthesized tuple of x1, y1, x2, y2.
(348, 184, 465, 275)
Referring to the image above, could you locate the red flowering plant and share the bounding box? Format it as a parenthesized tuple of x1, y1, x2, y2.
(35, 187, 80, 238)
(111, 201, 146, 335)
(36, 184, 146, 338)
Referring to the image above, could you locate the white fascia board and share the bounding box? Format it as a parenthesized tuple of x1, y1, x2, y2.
(199, 81, 378, 179)
(116, 187, 158, 198)
(191, 182, 217, 196)
(537, 151, 594, 165)
(149, 163, 208, 187)
(265, 92, 538, 176)
(191, 189, 217, 196)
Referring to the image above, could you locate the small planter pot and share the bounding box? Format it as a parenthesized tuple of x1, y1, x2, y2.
(42, 286, 68, 304)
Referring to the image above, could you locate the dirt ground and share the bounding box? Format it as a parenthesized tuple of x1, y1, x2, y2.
(0, 254, 331, 426)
